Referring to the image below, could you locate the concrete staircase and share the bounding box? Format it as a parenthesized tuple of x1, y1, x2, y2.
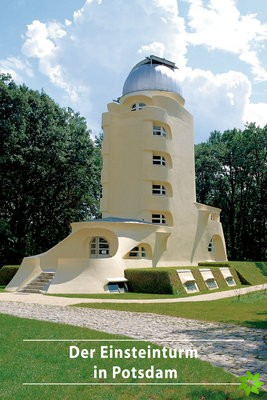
(19, 271, 55, 294)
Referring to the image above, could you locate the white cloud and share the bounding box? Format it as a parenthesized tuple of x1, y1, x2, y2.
(138, 42, 165, 58)
(186, 0, 267, 81)
(22, 20, 57, 58)
(21, 19, 86, 104)
(243, 102, 267, 127)
(0, 57, 33, 82)
(2, 0, 265, 141)
(180, 68, 252, 141)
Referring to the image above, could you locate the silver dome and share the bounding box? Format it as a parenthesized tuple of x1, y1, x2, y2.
(122, 55, 182, 96)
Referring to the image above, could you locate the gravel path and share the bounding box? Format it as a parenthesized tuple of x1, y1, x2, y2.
(0, 300, 266, 390)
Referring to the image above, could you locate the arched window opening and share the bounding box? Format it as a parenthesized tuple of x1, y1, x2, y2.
(90, 237, 110, 258)
(208, 239, 213, 252)
(131, 102, 146, 111)
(152, 214, 166, 224)
(153, 125, 167, 137)
(152, 184, 166, 196)
(152, 154, 166, 166)
(128, 246, 147, 258)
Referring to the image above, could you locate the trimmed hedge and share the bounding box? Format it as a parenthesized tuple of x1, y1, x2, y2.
(124, 263, 245, 295)
(0, 265, 20, 286)
(125, 268, 178, 294)
(125, 265, 242, 295)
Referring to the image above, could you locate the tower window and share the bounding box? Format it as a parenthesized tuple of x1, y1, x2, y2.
(90, 237, 110, 258)
(152, 184, 166, 195)
(152, 214, 166, 224)
(153, 125, 167, 137)
(131, 103, 146, 111)
(152, 155, 166, 166)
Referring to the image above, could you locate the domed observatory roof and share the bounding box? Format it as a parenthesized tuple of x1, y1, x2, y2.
(122, 55, 182, 97)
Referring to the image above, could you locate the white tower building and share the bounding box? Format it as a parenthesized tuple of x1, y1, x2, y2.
(7, 56, 227, 294)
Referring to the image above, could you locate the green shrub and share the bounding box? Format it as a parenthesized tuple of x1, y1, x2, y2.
(125, 268, 176, 294)
(0, 265, 19, 285)
(198, 262, 230, 268)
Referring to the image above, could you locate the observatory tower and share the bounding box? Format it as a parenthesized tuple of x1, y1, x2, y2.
(7, 56, 227, 294)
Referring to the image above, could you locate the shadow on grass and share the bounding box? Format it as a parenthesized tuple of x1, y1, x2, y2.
(243, 321, 267, 329)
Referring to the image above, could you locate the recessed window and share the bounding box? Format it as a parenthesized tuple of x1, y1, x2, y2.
(208, 239, 213, 252)
(128, 246, 146, 258)
(220, 267, 236, 287)
(152, 214, 166, 224)
(107, 282, 128, 293)
(176, 269, 199, 293)
(153, 125, 167, 137)
(206, 279, 218, 290)
(200, 268, 218, 290)
(153, 155, 166, 166)
(152, 184, 166, 196)
(226, 277, 236, 286)
(131, 103, 146, 111)
(184, 281, 199, 293)
(90, 237, 110, 258)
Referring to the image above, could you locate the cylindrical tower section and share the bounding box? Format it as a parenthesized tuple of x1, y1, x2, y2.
(100, 55, 196, 234)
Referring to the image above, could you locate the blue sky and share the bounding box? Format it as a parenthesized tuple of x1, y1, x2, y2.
(0, 0, 267, 142)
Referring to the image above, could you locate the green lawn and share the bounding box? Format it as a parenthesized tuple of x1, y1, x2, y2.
(75, 290, 267, 329)
(1, 313, 265, 400)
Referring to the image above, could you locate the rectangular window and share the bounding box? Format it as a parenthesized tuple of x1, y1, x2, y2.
(152, 184, 166, 195)
(206, 279, 218, 290)
(184, 281, 199, 293)
(152, 214, 166, 224)
(153, 155, 166, 166)
(153, 125, 167, 137)
(226, 277, 236, 286)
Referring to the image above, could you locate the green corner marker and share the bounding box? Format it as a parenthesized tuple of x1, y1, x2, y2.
(238, 371, 264, 396)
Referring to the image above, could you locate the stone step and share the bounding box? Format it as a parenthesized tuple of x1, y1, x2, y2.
(19, 271, 56, 293)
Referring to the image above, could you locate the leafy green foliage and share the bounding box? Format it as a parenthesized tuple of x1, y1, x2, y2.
(0, 74, 102, 266)
(195, 124, 267, 261)
(0, 265, 19, 285)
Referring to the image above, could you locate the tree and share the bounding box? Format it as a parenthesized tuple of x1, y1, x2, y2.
(195, 123, 267, 261)
(0, 74, 102, 266)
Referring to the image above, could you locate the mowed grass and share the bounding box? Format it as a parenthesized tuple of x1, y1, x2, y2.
(75, 290, 267, 329)
(1, 313, 264, 400)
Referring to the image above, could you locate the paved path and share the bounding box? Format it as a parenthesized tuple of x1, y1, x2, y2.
(0, 296, 266, 391)
(1, 283, 267, 306)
